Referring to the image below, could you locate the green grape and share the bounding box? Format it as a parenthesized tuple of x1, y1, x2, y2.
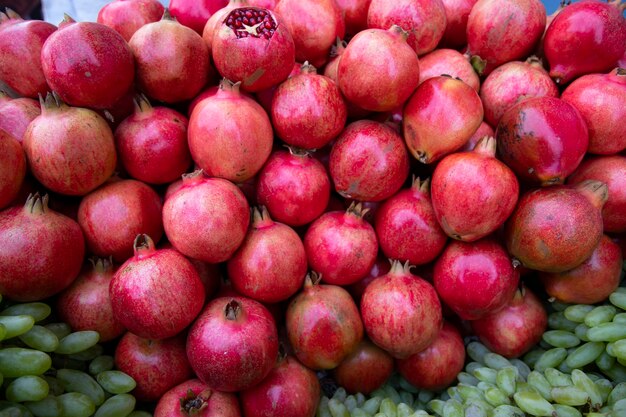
(483, 353, 512, 370)
(541, 331, 580, 349)
(0, 303, 51, 322)
(483, 387, 510, 407)
(550, 386, 590, 406)
(55, 331, 100, 355)
(24, 395, 61, 417)
(380, 398, 397, 416)
(317, 397, 331, 417)
(573, 324, 590, 342)
(544, 368, 573, 387)
(44, 323, 71, 341)
(95, 371, 137, 395)
(509, 359, 531, 381)
(527, 371, 553, 402)
(524, 349, 546, 369)
(496, 367, 517, 397)
(564, 305, 594, 323)
(5, 376, 49, 403)
(18, 325, 59, 352)
(441, 400, 462, 417)
(334, 388, 347, 403)
(456, 384, 483, 401)
(584, 306, 618, 327)
(613, 313, 626, 324)
(467, 342, 490, 364)
(548, 312, 578, 332)
(457, 372, 479, 386)
(596, 350, 616, 372)
(93, 394, 135, 417)
(0, 347, 52, 377)
(56, 393, 96, 417)
(570, 369, 603, 408)
(513, 391, 555, 416)
(587, 322, 626, 343)
(473, 367, 497, 384)
(552, 404, 582, 417)
(363, 397, 383, 415)
(607, 382, 626, 405)
(491, 404, 525, 417)
(427, 399, 445, 416)
(609, 291, 626, 310)
(565, 342, 605, 368)
(56, 369, 105, 406)
(396, 403, 413, 417)
(0, 402, 34, 417)
(534, 348, 568, 371)
(0, 315, 35, 339)
(89, 356, 115, 376)
(350, 408, 371, 417)
(68, 345, 104, 362)
(611, 339, 626, 361)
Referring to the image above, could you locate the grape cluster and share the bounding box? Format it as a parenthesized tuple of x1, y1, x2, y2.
(0, 296, 146, 417)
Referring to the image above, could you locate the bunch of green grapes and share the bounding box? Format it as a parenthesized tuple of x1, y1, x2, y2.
(0, 296, 146, 417)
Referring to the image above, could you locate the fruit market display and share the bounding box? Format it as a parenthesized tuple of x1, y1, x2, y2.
(0, 0, 625, 416)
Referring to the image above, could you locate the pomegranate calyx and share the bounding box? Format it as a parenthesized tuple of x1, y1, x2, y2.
(346, 201, 370, 219)
(575, 179, 609, 210)
(181, 169, 206, 184)
(41, 91, 67, 113)
(225, 299, 242, 321)
(219, 78, 242, 94)
(89, 256, 114, 274)
(0, 8, 22, 22)
(616, 68, 626, 76)
(252, 206, 274, 228)
(411, 176, 431, 193)
(300, 61, 317, 75)
(59, 13, 76, 28)
(132, 234, 157, 256)
(470, 55, 487, 76)
(472, 136, 497, 157)
(133, 93, 153, 114)
(161, 8, 176, 22)
(285, 145, 311, 156)
(24, 193, 50, 215)
(413, 148, 430, 164)
(388, 25, 409, 42)
(179, 388, 211, 415)
(304, 271, 322, 288)
(389, 259, 414, 276)
(330, 37, 347, 58)
(525, 55, 544, 68)
(512, 258, 522, 269)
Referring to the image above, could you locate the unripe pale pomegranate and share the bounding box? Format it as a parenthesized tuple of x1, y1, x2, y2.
(97, 0, 165, 42)
(418, 49, 480, 92)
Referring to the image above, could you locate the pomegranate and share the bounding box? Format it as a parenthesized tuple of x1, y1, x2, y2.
(0, 193, 85, 301)
(561, 68, 626, 155)
(431, 137, 519, 241)
(332, 339, 394, 394)
(466, 0, 546, 75)
(227, 207, 307, 303)
(201, 0, 248, 55)
(248, 0, 278, 9)
(337, 26, 419, 112)
(361, 260, 443, 359)
(0, 11, 55, 98)
(271, 63, 347, 150)
(275, 0, 345, 68)
(434, 238, 520, 320)
(396, 322, 465, 391)
(418, 49, 480, 92)
(544, 0, 626, 84)
(472, 286, 548, 358)
(40, 16, 134, 109)
(77, 179, 164, 263)
(375, 177, 447, 266)
(254, 61, 302, 114)
(336, 0, 372, 35)
(212, 6, 296, 92)
(568, 155, 626, 233)
(187, 85, 220, 116)
(110, 234, 205, 339)
(505, 180, 607, 273)
(129, 10, 210, 103)
(97, 0, 165, 42)
(56, 258, 125, 342)
(169, 0, 229, 33)
(330, 120, 410, 202)
(304, 203, 378, 286)
(0, 130, 26, 210)
(459, 121, 494, 152)
(480, 57, 559, 127)
(256, 148, 331, 227)
(439, 0, 477, 47)
(286, 273, 364, 369)
(115, 332, 194, 401)
(403, 75, 483, 164)
(0, 97, 40, 143)
(496, 96, 589, 185)
(347, 256, 391, 303)
(187, 297, 279, 392)
(188, 79, 273, 182)
(367, 0, 447, 55)
(540, 235, 623, 305)
(155, 379, 241, 417)
(240, 354, 320, 417)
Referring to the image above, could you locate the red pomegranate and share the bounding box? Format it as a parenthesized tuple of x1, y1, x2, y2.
(0, 193, 85, 301)
(505, 180, 607, 273)
(459, 121, 494, 152)
(240, 354, 320, 417)
(337, 26, 419, 112)
(0, 97, 41, 143)
(439, 0, 477, 47)
(347, 257, 391, 303)
(286, 273, 364, 369)
(332, 339, 394, 394)
(568, 155, 626, 233)
(335, 0, 371, 35)
(57, 258, 125, 342)
(496, 96, 589, 186)
(129, 10, 210, 103)
(110, 234, 206, 339)
(360, 260, 443, 359)
(256, 149, 331, 227)
(0, 12, 55, 98)
(212, 6, 296, 92)
(40, 16, 134, 109)
(254, 61, 301, 114)
(561, 68, 626, 155)
(248, 0, 278, 8)
(367, 0, 447, 55)
(431, 137, 520, 241)
(480, 57, 559, 127)
(540, 235, 623, 305)
(375, 177, 447, 266)
(188, 79, 273, 182)
(403, 75, 483, 164)
(155, 379, 241, 417)
(97, 0, 165, 42)
(396, 322, 465, 391)
(201, 0, 248, 55)
(544, 0, 626, 84)
(0, 130, 26, 210)
(330, 120, 410, 202)
(187, 85, 220, 116)
(418, 49, 480, 92)
(275, 0, 345, 68)
(169, 0, 229, 33)
(227, 207, 307, 303)
(187, 297, 279, 392)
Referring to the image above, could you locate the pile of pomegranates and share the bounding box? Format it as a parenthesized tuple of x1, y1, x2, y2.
(0, 0, 625, 414)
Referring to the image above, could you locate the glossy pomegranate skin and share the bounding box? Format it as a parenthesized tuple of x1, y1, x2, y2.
(97, 0, 165, 42)
(240, 355, 321, 417)
(154, 379, 242, 417)
(459, 121, 494, 152)
(375, 178, 447, 266)
(0, 98, 40, 143)
(187, 297, 279, 392)
(544, 1, 626, 85)
(567, 155, 626, 233)
(40, 19, 135, 109)
(332, 339, 394, 394)
(57, 258, 126, 342)
(347, 257, 391, 303)
(336, 0, 372, 35)
(0, 17, 55, 98)
(330, 120, 410, 202)
(403, 76, 483, 164)
(540, 234, 622, 305)
(256, 149, 331, 227)
(169, 0, 230, 33)
(367, 0, 447, 55)
(129, 13, 210, 103)
(396, 322, 465, 391)
(434, 238, 520, 320)
(561, 68, 626, 155)
(0, 194, 85, 302)
(0, 130, 26, 210)
(418, 49, 480, 92)
(337, 26, 419, 112)
(439, 0, 477, 47)
(115, 332, 194, 402)
(496, 96, 589, 186)
(480, 58, 559, 127)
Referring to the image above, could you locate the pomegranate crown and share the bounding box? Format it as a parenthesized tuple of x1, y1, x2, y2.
(179, 388, 211, 415)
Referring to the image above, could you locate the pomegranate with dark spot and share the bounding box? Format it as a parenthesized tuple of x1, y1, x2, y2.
(332, 339, 394, 394)
(154, 379, 241, 417)
(97, 0, 165, 42)
(0, 130, 26, 210)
